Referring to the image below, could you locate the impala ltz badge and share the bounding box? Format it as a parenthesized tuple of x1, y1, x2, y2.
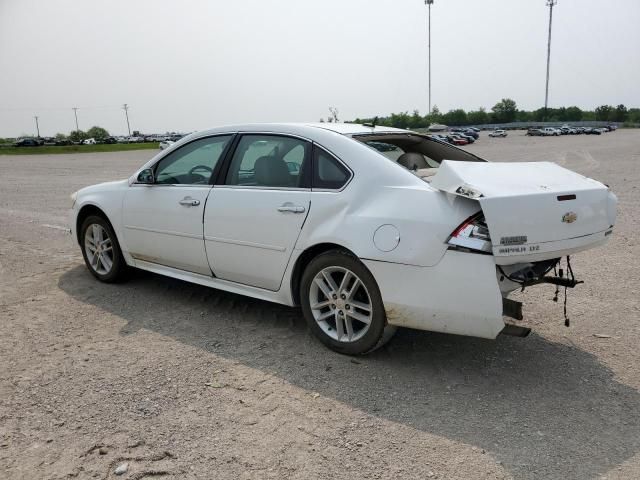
(500, 235, 528, 245)
(562, 212, 578, 223)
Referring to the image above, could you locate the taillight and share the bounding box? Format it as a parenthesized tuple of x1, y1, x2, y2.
(448, 212, 492, 253)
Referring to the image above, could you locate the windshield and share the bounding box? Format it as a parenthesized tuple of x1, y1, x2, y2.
(352, 133, 484, 180)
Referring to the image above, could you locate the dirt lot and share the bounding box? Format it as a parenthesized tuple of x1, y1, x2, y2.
(1, 130, 639, 479)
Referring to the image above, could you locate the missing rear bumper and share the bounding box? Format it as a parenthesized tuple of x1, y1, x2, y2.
(500, 324, 531, 337)
(502, 297, 523, 321)
(501, 298, 530, 336)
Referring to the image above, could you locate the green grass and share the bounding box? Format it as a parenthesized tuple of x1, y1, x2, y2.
(0, 143, 160, 155)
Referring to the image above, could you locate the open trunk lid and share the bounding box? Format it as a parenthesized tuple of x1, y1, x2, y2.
(431, 160, 617, 265)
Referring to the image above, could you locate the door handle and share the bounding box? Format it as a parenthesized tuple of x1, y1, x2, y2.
(277, 202, 305, 214)
(179, 197, 200, 207)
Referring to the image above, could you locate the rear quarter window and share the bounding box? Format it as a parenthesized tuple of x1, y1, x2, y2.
(313, 147, 351, 190)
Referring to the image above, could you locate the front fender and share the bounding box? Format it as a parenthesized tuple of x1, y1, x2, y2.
(71, 180, 129, 255)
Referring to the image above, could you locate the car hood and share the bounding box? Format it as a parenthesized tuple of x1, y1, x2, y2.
(77, 179, 129, 197)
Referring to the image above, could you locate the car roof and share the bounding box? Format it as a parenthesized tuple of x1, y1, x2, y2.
(191, 122, 410, 139)
(299, 122, 408, 135)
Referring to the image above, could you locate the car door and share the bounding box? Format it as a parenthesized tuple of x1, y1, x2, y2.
(204, 134, 311, 291)
(122, 134, 233, 275)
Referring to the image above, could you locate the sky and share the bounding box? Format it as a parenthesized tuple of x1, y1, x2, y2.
(1, 0, 638, 137)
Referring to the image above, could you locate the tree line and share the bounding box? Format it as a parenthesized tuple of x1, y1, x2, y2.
(0, 126, 112, 144)
(350, 99, 640, 129)
(60, 126, 111, 142)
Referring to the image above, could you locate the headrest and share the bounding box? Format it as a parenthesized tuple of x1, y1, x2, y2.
(397, 152, 429, 171)
(254, 156, 292, 187)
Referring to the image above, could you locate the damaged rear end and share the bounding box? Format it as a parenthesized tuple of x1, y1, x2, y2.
(431, 160, 617, 334)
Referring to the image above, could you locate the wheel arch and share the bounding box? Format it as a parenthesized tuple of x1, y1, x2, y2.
(75, 204, 114, 245)
(289, 242, 356, 306)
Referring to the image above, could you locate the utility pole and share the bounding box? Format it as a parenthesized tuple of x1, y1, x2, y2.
(123, 104, 131, 136)
(72, 107, 79, 132)
(544, 0, 557, 118)
(425, 0, 434, 115)
(34, 116, 40, 138)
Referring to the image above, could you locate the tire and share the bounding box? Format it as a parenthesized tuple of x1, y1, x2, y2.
(300, 250, 396, 355)
(80, 214, 128, 283)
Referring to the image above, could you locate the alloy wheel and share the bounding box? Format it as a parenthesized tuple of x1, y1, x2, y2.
(84, 223, 114, 275)
(309, 266, 373, 343)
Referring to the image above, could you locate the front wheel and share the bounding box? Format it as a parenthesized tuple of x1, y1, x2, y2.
(80, 215, 128, 282)
(300, 250, 396, 355)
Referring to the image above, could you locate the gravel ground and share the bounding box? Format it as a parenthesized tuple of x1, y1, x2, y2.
(1, 130, 639, 479)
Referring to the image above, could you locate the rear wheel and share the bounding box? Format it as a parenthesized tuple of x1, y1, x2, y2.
(300, 250, 396, 355)
(80, 215, 128, 282)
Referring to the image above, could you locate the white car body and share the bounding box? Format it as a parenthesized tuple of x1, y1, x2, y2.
(70, 123, 616, 346)
(159, 140, 174, 150)
(542, 127, 561, 136)
(82, 138, 97, 145)
(488, 130, 507, 137)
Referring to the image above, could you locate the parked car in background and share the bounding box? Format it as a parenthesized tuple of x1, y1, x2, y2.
(69, 122, 617, 354)
(454, 133, 475, 144)
(489, 129, 507, 138)
(542, 127, 561, 136)
(527, 128, 544, 136)
(159, 140, 175, 150)
(14, 137, 41, 147)
(102, 137, 117, 144)
(82, 138, 97, 145)
(430, 134, 449, 144)
(462, 129, 479, 139)
(447, 135, 468, 146)
(449, 128, 478, 140)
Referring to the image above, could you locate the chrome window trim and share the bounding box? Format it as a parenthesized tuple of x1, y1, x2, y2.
(131, 131, 354, 191)
(130, 183, 214, 188)
(213, 185, 311, 192)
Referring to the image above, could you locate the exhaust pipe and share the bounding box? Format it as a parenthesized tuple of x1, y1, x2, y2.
(500, 324, 531, 337)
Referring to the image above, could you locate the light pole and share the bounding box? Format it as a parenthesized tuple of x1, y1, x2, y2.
(72, 107, 79, 132)
(34, 116, 40, 138)
(425, 0, 434, 115)
(544, 0, 557, 117)
(123, 104, 131, 136)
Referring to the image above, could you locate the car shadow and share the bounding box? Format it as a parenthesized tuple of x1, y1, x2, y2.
(58, 265, 640, 480)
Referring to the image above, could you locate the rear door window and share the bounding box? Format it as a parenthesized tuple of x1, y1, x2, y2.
(225, 135, 311, 188)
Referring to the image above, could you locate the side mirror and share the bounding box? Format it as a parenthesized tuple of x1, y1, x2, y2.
(136, 168, 155, 184)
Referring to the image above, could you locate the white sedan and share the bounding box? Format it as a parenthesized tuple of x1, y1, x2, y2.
(70, 123, 617, 355)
